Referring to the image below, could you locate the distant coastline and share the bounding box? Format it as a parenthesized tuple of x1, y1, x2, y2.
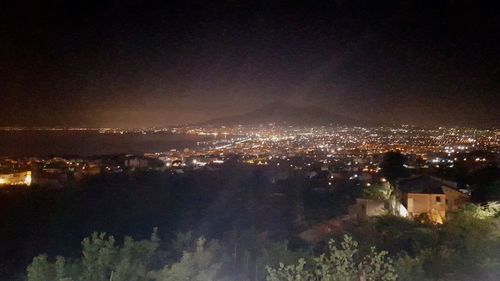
(0, 130, 212, 157)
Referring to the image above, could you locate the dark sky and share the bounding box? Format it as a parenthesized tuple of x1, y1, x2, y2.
(1, 0, 499, 127)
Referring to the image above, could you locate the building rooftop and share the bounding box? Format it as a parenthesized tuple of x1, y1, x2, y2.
(397, 175, 449, 195)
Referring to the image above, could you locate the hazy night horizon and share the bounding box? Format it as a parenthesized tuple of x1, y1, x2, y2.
(2, 1, 499, 128)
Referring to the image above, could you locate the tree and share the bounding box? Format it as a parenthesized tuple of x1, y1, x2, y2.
(394, 254, 429, 281)
(266, 235, 397, 281)
(150, 237, 222, 281)
(472, 180, 500, 203)
(27, 255, 57, 281)
(81, 232, 117, 281)
(255, 240, 306, 281)
(362, 183, 391, 201)
(407, 203, 500, 280)
(380, 151, 409, 183)
(27, 230, 159, 281)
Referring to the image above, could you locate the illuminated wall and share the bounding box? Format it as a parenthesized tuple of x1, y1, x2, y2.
(406, 193, 446, 224)
(0, 171, 32, 187)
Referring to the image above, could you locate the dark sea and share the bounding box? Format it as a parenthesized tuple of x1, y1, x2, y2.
(0, 130, 214, 157)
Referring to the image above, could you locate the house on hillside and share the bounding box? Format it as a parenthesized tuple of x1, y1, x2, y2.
(396, 175, 470, 223)
(348, 181, 409, 220)
(348, 175, 468, 223)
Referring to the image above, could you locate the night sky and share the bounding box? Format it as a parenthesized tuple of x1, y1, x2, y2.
(2, 0, 499, 127)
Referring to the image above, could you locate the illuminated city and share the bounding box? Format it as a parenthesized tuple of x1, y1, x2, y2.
(1, 125, 497, 187)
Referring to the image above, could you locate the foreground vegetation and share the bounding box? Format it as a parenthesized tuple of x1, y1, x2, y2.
(2, 157, 499, 280)
(26, 203, 500, 281)
(0, 165, 359, 279)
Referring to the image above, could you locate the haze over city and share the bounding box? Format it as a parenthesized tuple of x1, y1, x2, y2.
(2, 1, 499, 128)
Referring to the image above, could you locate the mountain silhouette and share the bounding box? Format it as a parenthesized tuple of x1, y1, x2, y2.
(202, 101, 371, 126)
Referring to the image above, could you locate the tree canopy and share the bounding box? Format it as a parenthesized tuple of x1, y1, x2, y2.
(380, 151, 409, 183)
